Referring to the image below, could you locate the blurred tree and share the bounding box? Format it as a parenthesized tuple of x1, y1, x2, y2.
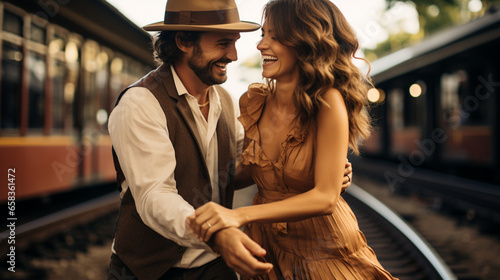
(364, 0, 500, 60)
(390, 0, 460, 35)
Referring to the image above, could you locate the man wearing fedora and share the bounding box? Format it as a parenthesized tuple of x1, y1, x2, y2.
(108, 0, 353, 279)
(107, 0, 274, 279)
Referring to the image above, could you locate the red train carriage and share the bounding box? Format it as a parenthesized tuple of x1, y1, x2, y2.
(0, 0, 155, 201)
(361, 9, 500, 186)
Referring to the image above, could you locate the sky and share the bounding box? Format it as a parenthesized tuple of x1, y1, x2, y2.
(104, 0, 399, 98)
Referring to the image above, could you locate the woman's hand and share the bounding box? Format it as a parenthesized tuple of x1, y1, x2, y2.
(341, 159, 352, 194)
(186, 202, 246, 242)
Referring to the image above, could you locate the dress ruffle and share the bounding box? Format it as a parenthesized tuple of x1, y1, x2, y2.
(238, 83, 307, 168)
(238, 83, 268, 143)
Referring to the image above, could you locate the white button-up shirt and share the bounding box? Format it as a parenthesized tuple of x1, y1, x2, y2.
(108, 65, 243, 268)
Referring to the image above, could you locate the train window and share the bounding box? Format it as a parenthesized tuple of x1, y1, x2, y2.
(28, 52, 46, 129)
(2, 9, 23, 36)
(110, 56, 124, 106)
(64, 38, 80, 131)
(389, 89, 404, 130)
(441, 71, 467, 128)
(49, 31, 68, 131)
(1, 43, 23, 130)
(82, 40, 99, 129)
(406, 81, 427, 128)
(362, 104, 384, 154)
(388, 84, 426, 156)
(96, 50, 109, 90)
(51, 33, 66, 53)
(440, 70, 492, 164)
(30, 23, 46, 44)
(362, 88, 386, 154)
(96, 49, 111, 126)
(52, 59, 65, 130)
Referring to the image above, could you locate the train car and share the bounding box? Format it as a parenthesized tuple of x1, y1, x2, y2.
(354, 8, 500, 223)
(0, 0, 155, 202)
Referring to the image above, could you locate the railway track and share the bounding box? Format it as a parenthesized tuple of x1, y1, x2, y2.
(1, 184, 459, 280)
(0, 192, 119, 253)
(345, 185, 457, 280)
(351, 158, 500, 228)
(0, 191, 119, 280)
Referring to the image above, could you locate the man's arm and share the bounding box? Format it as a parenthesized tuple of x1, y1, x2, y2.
(109, 87, 209, 249)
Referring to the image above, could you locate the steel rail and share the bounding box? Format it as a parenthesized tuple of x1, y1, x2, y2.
(347, 184, 457, 280)
(0, 192, 119, 252)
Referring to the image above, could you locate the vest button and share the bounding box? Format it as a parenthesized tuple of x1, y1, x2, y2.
(176, 247, 185, 253)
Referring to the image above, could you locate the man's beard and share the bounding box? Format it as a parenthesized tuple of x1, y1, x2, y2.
(188, 44, 230, 85)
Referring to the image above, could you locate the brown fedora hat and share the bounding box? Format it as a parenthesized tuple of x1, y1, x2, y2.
(143, 0, 260, 32)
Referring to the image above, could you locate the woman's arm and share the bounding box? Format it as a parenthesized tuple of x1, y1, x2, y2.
(187, 88, 349, 242)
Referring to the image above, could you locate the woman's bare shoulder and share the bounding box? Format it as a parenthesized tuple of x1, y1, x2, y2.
(322, 88, 343, 102)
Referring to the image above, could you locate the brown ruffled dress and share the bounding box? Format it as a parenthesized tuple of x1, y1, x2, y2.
(238, 83, 397, 280)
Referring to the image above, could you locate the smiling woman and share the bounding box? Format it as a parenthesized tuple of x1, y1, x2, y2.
(258, 22, 299, 83)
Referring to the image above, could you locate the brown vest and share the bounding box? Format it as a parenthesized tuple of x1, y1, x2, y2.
(111, 64, 237, 280)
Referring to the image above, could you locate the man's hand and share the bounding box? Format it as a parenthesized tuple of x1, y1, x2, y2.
(213, 227, 273, 277)
(187, 202, 245, 242)
(341, 159, 353, 194)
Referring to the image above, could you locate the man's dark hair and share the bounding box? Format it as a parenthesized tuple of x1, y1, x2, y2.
(153, 31, 202, 64)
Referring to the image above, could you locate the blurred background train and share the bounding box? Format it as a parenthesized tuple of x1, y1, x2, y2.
(353, 7, 500, 225)
(1, 0, 499, 224)
(0, 0, 155, 202)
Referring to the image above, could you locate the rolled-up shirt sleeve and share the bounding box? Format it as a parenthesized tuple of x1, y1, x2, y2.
(108, 87, 209, 250)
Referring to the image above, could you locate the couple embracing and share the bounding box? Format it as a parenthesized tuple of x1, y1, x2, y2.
(108, 0, 397, 279)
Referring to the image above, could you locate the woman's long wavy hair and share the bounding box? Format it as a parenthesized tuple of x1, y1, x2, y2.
(263, 0, 372, 154)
